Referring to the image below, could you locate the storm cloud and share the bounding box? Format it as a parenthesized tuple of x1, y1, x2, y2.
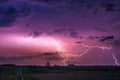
(28, 31, 42, 38)
(0, 0, 120, 65)
(0, 1, 31, 27)
(0, 52, 64, 62)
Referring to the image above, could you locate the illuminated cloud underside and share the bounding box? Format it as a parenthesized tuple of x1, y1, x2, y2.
(0, 0, 120, 65)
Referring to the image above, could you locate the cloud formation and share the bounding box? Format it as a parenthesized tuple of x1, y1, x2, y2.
(0, 1, 31, 27)
(0, 0, 120, 65)
(111, 40, 120, 47)
(0, 52, 63, 62)
(0, 0, 10, 3)
(53, 28, 82, 39)
(99, 35, 114, 42)
(28, 31, 42, 38)
(101, 1, 120, 12)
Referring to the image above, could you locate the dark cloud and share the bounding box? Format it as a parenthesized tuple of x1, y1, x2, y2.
(42, 52, 55, 56)
(111, 40, 120, 47)
(88, 36, 99, 40)
(86, 4, 94, 9)
(101, 1, 120, 12)
(0, 6, 17, 16)
(0, 1, 31, 27)
(54, 28, 67, 34)
(0, 0, 10, 3)
(0, 0, 118, 28)
(27, 2, 58, 19)
(13, 1, 31, 17)
(28, 0, 120, 14)
(53, 28, 82, 38)
(94, 27, 111, 32)
(0, 55, 36, 61)
(99, 35, 114, 42)
(53, 28, 69, 35)
(42, 52, 63, 60)
(0, 52, 63, 61)
(69, 31, 80, 38)
(29, 0, 61, 3)
(29, 0, 95, 12)
(29, 31, 42, 38)
(102, 2, 115, 11)
(0, 6, 17, 27)
(29, 29, 81, 38)
(88, 35, 114, 43)
(0, 15, 16, 27)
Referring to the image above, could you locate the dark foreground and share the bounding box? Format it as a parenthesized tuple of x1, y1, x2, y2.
(0, 64, 120, 80)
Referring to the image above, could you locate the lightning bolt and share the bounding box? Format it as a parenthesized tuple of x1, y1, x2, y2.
(66, 43, 111, 57)
(53, 38, 112, 65)
(80, 44, 111, 50)
(66, 43, 111, 49)
(59, 43, 111, 65)
(53, 39, 68, 65)
(64, 44, 111, 66)
(68, 48, 91, 57)
(112, 53, 119, 66)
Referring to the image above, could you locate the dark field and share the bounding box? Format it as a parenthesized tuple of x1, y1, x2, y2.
(30, 71, 120, 80)
(0, 65, 17, 80)
(0, 65, 120, 80)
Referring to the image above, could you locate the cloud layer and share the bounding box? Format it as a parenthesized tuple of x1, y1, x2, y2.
(0, 52, 63, 62)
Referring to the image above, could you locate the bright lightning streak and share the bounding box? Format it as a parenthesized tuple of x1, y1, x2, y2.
(51, 36, 112, 66)
(112, 53, 119, 66)
(68, 48, 91, 57)
(53, 39, 68, 65)
(54, 40, 112, 65)
(80, 44, 111, 49)
(66, 43, 111, 49)
(66, 43, 111, 57)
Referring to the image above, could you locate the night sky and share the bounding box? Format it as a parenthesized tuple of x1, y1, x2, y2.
(0, 0, 120, 66)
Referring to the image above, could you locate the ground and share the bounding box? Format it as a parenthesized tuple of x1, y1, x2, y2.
(0, 65, 120, 80)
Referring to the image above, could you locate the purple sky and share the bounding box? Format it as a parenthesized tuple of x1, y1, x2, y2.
(0, 0, 120, 66)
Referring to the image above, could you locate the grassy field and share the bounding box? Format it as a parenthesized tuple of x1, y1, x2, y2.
(0, 65, 16, 80)
(0, 65, 33, 80)
(29, 71, 120, 80)
(1, 65, 120, 80)
(23, 66, 120, 80)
